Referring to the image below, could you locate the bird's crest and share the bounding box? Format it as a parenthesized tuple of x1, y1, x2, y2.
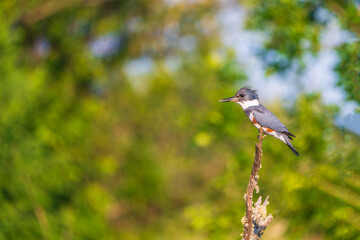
(236, 87, 259, 99)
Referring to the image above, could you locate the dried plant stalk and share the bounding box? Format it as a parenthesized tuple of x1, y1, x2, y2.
(242, 129, 273, 240)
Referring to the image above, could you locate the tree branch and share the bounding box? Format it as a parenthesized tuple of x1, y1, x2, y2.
(242, 128, 273, 240)
(325, 1, 360, 37)
(18, 0, 115, 26)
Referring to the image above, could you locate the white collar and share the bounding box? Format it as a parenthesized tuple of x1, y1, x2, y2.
(237, 99, 260, 109)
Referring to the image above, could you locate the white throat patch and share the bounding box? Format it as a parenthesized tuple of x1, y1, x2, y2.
(237, 99, 260, 109)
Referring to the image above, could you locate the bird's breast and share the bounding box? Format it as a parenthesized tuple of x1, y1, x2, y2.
(248, 112, 261, 129)
(248, 112, 281, 138)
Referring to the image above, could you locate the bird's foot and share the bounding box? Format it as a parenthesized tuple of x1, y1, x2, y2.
(257, 134, 266, 140)
(257, 128, 266, 141)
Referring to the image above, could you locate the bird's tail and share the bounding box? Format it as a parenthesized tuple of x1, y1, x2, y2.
(284, 137, 300, 156)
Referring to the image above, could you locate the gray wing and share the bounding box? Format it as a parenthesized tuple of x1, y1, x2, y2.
(252, 105, 289, 133)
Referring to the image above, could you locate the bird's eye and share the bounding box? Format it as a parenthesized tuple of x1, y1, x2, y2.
(239, 94, 245, 97)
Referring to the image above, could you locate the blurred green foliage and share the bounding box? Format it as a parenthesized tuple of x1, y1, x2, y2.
(0, 0, 359, 240)
(244, 0, 360, 105)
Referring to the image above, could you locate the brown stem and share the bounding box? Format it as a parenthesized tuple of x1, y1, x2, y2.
(18, 0, 115, 26)
(325, 1, 360, 37)
(243, 128, 263, 240)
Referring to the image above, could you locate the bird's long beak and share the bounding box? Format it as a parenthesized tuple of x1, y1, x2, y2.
(219, 96, 238, 102)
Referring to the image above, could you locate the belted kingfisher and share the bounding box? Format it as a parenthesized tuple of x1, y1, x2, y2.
(219, 87, 299, 156)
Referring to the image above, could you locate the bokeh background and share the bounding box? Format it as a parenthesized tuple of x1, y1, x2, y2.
(1, 0, 360, 239)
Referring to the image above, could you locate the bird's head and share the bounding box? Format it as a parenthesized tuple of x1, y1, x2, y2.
(219, 87, 259, 109)
(219, 87, 259, 103)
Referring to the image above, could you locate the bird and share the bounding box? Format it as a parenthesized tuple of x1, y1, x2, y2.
(219, 87, 299, 156)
